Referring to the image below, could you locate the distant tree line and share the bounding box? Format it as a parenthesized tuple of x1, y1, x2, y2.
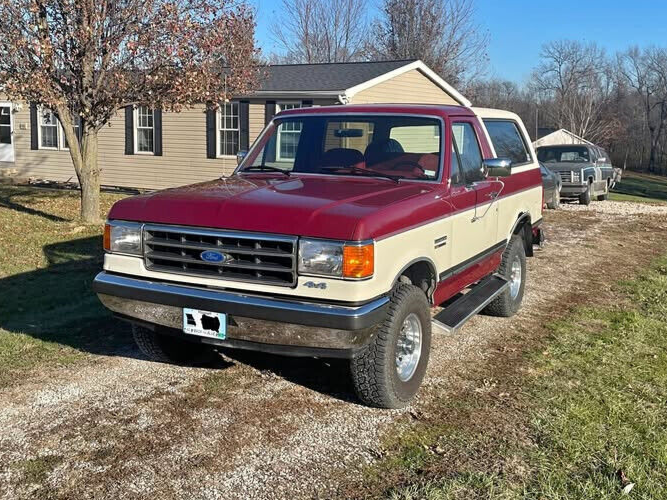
(271, 0, 667, 174)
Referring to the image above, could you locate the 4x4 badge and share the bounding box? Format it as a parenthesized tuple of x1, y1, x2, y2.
(303, 281, 327, 289)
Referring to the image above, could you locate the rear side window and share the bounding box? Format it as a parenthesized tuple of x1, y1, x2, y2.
(483, 120, 531, 166)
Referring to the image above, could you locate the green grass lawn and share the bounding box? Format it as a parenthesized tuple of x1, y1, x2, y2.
(354, 256, 667, 500)
(0, 186, 128, 387)
(610, 171, 667, 204)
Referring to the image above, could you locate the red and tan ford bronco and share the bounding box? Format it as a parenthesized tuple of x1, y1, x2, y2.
(94, 104, 544, 408)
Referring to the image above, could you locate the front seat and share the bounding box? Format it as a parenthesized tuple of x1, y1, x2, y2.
(320, 148, 365, 169)
(364, 138, 404, 166)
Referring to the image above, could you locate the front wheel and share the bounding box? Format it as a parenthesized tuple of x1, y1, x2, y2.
(484, 234, 526, 317)
(579, 183, 592, 205)
(350, 284, 432, 408)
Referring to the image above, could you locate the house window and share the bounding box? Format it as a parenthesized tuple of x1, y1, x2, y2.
(276, 102, 303, 161)
(39, 107, 79, 150)
(218, 102, 239, 157)
(135, 106, 154, 153)
(39, 108, 59, 149)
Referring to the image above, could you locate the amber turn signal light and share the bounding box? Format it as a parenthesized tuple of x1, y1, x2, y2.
(343, 243, 374, 278)
(103, 223, 111, 252)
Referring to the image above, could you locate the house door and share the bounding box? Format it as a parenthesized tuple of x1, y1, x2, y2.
(0, 103, 15, 162)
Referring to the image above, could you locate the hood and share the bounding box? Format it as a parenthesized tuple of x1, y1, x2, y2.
(108, 174, 433, 240)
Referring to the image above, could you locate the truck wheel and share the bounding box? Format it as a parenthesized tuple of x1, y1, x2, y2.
(547, 189, 560, 209)
(597, 183, 609, 201)
(350, 284, 431, 409)
(484, 234, 526, 318)
(579, 183, 592, 205)
(132, 325, 216, 365)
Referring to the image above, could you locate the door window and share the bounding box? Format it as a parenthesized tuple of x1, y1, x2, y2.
(452, 122, 484, 183)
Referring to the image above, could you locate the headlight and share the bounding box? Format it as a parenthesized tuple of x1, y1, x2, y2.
(104, 221, 142, 255)
(298, 239, 374, 279)
(572, 171, 581, 182)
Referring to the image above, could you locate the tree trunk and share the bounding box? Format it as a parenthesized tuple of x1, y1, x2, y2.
(79, 131, 100, 223)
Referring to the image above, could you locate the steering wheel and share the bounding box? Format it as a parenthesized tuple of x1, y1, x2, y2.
(388, 160, 426, 174)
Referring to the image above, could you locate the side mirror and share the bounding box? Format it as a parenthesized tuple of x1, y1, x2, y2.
(483, 158, 512, 177)
(236, 150, 248, 166)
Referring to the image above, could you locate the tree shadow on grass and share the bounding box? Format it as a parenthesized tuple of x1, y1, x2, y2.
(0, 185, 77, 222)
(0, 235, 357, 401)
(612, 173, 667, 202)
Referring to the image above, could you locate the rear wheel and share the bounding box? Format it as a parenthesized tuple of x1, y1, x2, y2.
(350, 284, 431, 408)
(132, 325, 217, 365)
(547, 188, 560, 209)
(484, 234, 526, 317)
(579, 182, 592, 205)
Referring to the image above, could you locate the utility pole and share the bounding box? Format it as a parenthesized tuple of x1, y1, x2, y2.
(535, 106, 539, 141)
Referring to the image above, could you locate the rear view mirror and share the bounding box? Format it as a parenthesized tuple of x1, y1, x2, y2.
(483, 158, 512, 177)
(236, 150, 248, 166)
(333, 129, 364, 138)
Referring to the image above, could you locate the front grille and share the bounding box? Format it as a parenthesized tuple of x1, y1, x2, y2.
(557, 171, 572, 183)
(143, 225, 297, 287)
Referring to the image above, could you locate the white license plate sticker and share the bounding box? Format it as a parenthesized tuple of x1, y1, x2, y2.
(183, 308, 226, 339)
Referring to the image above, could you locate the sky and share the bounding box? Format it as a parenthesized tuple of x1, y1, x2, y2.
(251, 0, 667, 83)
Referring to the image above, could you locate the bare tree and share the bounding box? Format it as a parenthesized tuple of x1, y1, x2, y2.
(270, 0, 369, 63)
(530, 40, 619, 144)
(368, 0, 488, 85)
(0, 0, 259, 222)
(619, 47, 667, 172)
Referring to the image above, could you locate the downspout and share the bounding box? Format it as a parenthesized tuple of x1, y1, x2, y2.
(337, 93, 350, 105)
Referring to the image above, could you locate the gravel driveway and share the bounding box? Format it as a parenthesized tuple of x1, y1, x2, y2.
(1, 201, 666, 500)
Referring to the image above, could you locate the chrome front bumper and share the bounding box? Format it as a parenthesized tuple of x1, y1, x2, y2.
(93, 272, 388, 358)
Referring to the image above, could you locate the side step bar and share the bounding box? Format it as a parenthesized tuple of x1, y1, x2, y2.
(432, 275, 510, 334)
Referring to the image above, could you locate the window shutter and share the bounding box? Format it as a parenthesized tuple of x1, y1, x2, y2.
(124, 105, 134, 155)
(239, 100, 250, 152)
(302, 99, 313, 107)
(30, 103, 38, 150)
(264, 100, 276, 125)
(154, 108, 163, 156)
(77, 117, 83, 144)
(206, 106, 216, 159)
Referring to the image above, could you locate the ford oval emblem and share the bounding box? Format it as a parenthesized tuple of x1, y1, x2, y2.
(200, 250, 227, 263)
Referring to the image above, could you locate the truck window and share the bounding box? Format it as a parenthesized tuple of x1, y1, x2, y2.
(243, 115, 443, 181)
(537, 146, 590, 163)
(451, 122, 484, 183)
(483, 120, 531, 165)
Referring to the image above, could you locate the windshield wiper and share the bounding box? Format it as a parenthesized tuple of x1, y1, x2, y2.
(321, 165, 401, 183)
(242, 165, 291, 177)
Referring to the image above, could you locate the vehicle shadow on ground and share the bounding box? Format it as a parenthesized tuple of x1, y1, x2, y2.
(1, 235, 358, 400)
(220, 349, 357, 403)
(0, 235, 142, 359)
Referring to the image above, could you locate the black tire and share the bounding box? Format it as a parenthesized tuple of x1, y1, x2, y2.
(484, 234, 526, 318)
(132, 325, 217, 365)
(350, 284, 432, 409)
(579, 182, 592, 205)
(597, 183, 609, 201)
(547, 188, 560, 209)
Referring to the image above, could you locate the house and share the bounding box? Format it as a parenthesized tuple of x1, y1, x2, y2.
(0, 59, 470, 190)
(533, 128, 594, 149)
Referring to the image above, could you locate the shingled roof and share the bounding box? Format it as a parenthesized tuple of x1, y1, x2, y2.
(249, 59, 471, 106)
(259, 60, 417, 92)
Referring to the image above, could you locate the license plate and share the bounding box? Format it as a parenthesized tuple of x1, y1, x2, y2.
(183, 308, 226, 339)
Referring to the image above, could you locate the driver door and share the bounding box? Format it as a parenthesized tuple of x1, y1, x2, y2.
(448, 120, 500, 267)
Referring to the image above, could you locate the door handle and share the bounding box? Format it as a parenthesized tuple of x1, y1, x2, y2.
(486, 191, 499, 199)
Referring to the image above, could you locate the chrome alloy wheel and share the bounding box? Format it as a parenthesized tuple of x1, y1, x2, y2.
(395, 313, 423, 382)
(509, 255, 522, 299)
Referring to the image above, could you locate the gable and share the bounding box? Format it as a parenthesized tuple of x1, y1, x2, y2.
(348, 69, 459, 105)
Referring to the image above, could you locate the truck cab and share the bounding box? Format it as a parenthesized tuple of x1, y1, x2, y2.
(94, 104, 544, 408)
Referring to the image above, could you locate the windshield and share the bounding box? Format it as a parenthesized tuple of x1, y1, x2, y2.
(537, 146, 590, 163)
(239, 115, 442, 181)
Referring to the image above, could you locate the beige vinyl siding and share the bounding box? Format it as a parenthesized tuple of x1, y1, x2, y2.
(350, 69, 458, 105)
